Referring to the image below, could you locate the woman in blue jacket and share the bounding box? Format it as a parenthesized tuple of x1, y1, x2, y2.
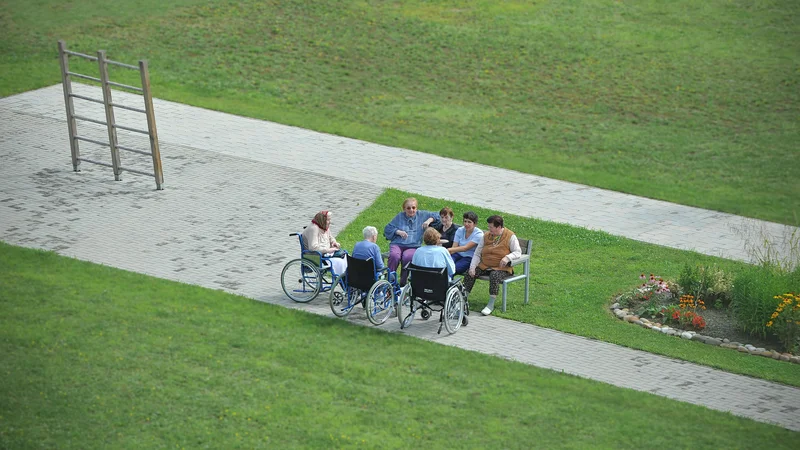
(383, 197, 439, 285)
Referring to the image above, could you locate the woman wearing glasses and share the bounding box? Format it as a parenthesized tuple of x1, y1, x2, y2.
(383, 197, 440, 285)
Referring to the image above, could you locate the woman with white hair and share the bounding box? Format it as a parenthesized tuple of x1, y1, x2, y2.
(352, 225, 385, 272)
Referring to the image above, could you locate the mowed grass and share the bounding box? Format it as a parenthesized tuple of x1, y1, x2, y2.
(1, 0, 798, 224)
(334, 190, 800, 387)
(1, 243, 796, 449)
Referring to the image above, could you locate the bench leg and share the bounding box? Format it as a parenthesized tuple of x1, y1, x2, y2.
(524, 275, 530, 305)
(501, 283, 508, 312)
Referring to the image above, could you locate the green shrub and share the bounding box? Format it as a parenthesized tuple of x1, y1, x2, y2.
(731, 266, 800, 338)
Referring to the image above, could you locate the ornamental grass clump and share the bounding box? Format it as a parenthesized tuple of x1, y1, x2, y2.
(766, 293, 800, 354)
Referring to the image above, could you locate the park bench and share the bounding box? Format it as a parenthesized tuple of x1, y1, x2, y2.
(476, 238, 532, 312)
(382, 238, 532, 313)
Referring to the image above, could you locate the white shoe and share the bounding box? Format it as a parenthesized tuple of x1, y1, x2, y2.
(481, 307, 493, 316)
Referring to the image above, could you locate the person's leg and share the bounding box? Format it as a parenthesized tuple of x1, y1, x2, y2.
(462, 266, 487, 294)
(483, 270, 512, 315)
(453, 254, 472, 275)
(399, 247, 417, 285)
(330, 256, 347, 278)
(387, 244, 402, 272)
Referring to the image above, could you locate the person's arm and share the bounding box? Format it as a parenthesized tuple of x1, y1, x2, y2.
(449, 236, 477, 254)
(468, 239, 484, 275)
(420, 211, 439, 229)
(384, 213, 407, 240)
(445, 250, 456, 278)
(501, 235, 522, 266)
(372, 244, 385, 271)
(328, 231, 341, 250)
(304, 227, 331, 253)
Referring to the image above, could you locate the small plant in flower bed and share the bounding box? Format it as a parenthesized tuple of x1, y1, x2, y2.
(618, 273, 673, 307)
(678, 264, 733, 308)
(766, 293, 800, 354)
(660, 295, 707, 331)
(616, 273, 676, 319)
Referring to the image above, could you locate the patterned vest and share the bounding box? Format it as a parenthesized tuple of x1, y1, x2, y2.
(478, 228, 514, 273)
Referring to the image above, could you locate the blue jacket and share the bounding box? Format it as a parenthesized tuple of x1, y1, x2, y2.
(352, 240, 385, 272)
(411, 245, 456, 281)
(383, 210, 440, 248)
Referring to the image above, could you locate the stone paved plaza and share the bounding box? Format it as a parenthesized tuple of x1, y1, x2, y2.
(1, 84, 799, 431)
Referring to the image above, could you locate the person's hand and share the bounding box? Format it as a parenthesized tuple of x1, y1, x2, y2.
(332, 242, 341, 249)
(396, 230, 408, 239)
(448, 247, 457, 254)
(500, 257, 509, 267)
(468, 268, 476, 277)
(422, 218, 433, 229)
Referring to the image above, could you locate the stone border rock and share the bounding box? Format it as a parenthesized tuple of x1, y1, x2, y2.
(610, 303, 800, 364)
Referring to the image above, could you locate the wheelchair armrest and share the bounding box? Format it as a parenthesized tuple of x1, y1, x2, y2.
(509, 255, 530, 267)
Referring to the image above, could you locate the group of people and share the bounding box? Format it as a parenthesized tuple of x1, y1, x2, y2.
(300, 198, 522, 316)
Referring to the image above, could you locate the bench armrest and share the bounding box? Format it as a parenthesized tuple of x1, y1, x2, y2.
(509, 254, 530, 267)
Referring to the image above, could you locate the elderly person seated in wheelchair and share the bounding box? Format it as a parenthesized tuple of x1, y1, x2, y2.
(352, 226, 385, 273)
(399, 227, 467, 334)
(384, 197, 440, 285)
(301, 210, 347, 276)
(411, 228, 455, 281)
(463, 215, 521, 316)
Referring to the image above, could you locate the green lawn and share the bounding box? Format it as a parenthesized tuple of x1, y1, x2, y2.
(2, 0, 798, 224)
(334, 190, 800, 387)
(1, 242, 796, 449)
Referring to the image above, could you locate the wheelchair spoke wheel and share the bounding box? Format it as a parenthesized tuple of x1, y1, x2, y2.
(281, 258, 321, 303)
(443, 288, 465, 334)
(329, 275, 360, 317)
(396, 285, 414, 329)
(366, 280, 394, 326)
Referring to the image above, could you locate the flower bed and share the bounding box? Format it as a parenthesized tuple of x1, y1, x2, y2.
(612, 272, 800, 364)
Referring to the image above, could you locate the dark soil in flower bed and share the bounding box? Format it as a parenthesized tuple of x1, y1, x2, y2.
(698, 307, 779, 351)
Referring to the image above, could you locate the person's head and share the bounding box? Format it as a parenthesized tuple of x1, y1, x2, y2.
(462, 211, 478, 231)
(486, 215, 504, 235)
(312, 210, 331, 231)
(402, 198, 418, 217)
(439, 207, 454, 226)
(423, 227, 441, 246)
(362, 225, 378, 243)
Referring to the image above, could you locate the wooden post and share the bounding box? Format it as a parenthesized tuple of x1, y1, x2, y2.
(58, 40, 81, 172)
(139, 60, 164, 190)
(97, 50, 122, 181)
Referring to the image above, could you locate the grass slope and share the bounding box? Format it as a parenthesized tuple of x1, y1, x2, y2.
(1, 242, 796, 448)
(1, 0, 798, 223)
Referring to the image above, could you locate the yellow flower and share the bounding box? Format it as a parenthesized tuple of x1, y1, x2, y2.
(767, 321, 773, 327)
(771, 312, 779, 319)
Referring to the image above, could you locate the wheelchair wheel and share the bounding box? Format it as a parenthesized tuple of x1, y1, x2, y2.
(443, 288, 465, 334)
(420, 309, 431, 320)
(366, 280, 394, 326)
(329, 275, 360, 317)
(281, 258, 321, 303)
(396, 285, 414, 329)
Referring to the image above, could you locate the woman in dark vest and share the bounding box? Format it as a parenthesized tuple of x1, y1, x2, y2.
(463, 215, 522, 316)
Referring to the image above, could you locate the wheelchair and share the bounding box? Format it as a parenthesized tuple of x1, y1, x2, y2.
(280, 231, 344, 303)
(396, 263, 470, 335)
(329, 255, 403, 326)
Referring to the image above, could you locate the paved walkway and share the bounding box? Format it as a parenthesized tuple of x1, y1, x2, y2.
(1, 84, 798, 432)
